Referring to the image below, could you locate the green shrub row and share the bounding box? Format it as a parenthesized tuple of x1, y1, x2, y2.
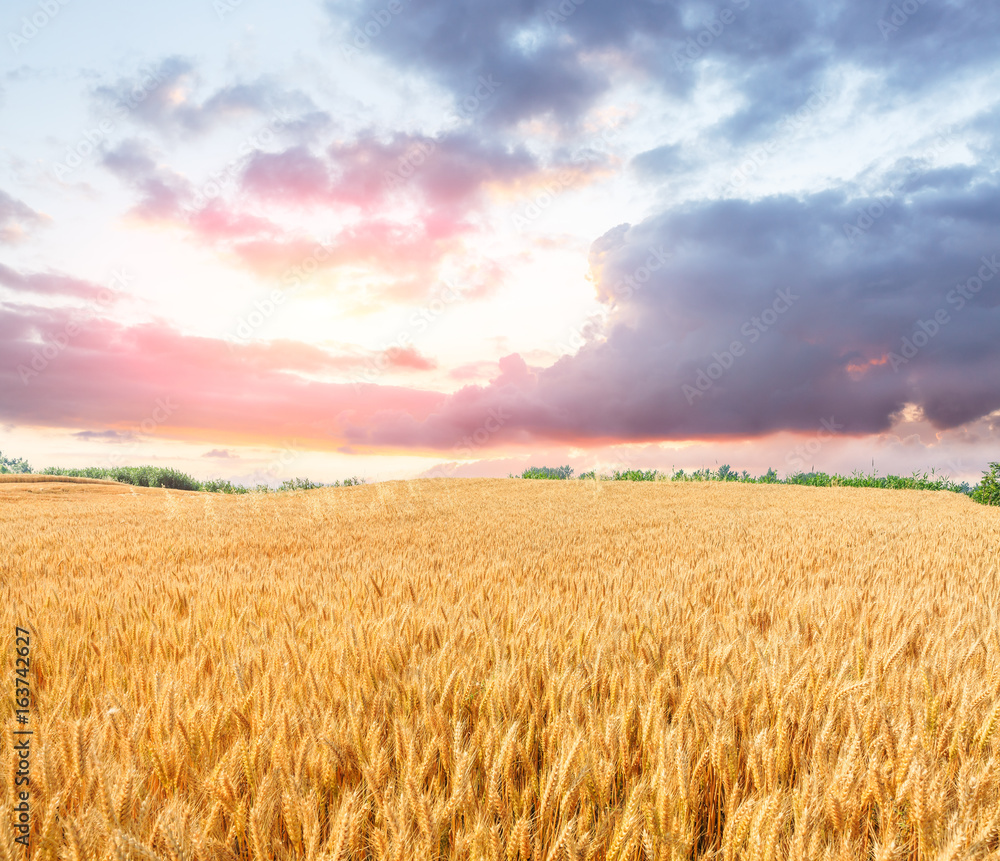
(5, 448, 997, 505)
(32, 463, 365, 493)
(517, 465, 575, 480)
(514, 462, 998, 505)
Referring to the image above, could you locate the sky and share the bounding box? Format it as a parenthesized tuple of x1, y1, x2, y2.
(1, 0, 999, 486)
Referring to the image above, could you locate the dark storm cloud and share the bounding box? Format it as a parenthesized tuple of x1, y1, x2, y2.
(333, 0, 681, 126)
(334, 162, 1000, 449)
(581, 174, 1000, 434)
(331, 0, 999, 134)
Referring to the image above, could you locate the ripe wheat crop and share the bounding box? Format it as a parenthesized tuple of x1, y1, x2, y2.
(2, 476, 1000, 860)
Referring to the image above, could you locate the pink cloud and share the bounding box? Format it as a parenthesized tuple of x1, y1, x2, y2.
(241, 133, 541, 213)
(187, 203, 280, 241)
(101, 139, 478, 303)
(228, 216, 473, 305)
(3, 295, 999, 470)
(241, 145, 332, 204)
(0, 303, 449, 449)
(0, 263, 116, 303)
(383, 346, 437, 371)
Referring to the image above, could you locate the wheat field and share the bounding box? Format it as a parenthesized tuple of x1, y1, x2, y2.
(2, 476, 1000, 860)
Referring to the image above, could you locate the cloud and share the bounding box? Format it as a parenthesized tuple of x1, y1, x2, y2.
(241, 145, 332, 204)
(101, 139, 293, 245)
(99, 129, 535, 303)
(203, 448, 237, 458)
(241, 132, 542, 214)
(223, 132, 600, 297)
(631, 143, 685, 178)
(73, 429, 137, 442)
(102, 139, 191, 221)
(332, 165, 1000, 451)
(381, 346, 437, 371)
(0, 263, 113, 303)
(329, 0, 999, 134)
(4, 153, 999, 456)
(0, 302, 449, 446)
(187, 204, 280, 242)
(99, 131, 538, 306)
(0, 190, 43, 243)
(227, 215, 473, 307)
(330, 0, 634, 127)
(93, 57, 330, 138)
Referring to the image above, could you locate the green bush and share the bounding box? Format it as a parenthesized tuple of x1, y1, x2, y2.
(41, 464, 359, 493)
(201, 479, 250, 494)
(42, 466, 108, 479)
(670, 468, 715, 482)
(972, 462, 1000, 506)
(586, 464, 976, 497)
(521, 466, 573, 480)
(279, 477, 326, 491)
(0, 451, 32, 474)
(43, 465, 202, 490)
(786, 471, 834, 487)
(155, 468, 201, 491)
(609, 469, 660, 481)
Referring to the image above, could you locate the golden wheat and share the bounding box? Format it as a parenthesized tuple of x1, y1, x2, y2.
(0, 475, 121, 486)
(2, 477, 1000, 859)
